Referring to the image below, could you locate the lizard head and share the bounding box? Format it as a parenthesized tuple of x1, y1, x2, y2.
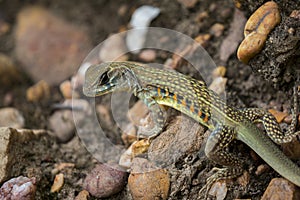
(83, 62, 139, 97)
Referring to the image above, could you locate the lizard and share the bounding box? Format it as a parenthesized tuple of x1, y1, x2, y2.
(83, 61, 300, 198)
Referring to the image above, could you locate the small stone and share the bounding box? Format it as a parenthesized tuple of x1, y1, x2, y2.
(48, 109, 75, 143)
(128, 158, 170, 200)
(208, 180, 227, 200)
(0, 54, 22, 88)
(209, 77, 227, 95)
(119, 144, 133, 169)
(261, 178, 300, 200)
(177, 0, 198, 8)
(121, 123, 137, 147)
(196, 11, 209, 23)
(255, 164, 270, 176)
(268, 109, 288, 123)
(132, 139, 150, 158)
(138, 49, 156, 62)
(127, 100, 149, 126)
(237, 171, 250, 187)
(59, 80, 73, 99)
(212, 66, 226, 78)
(50, 173, 64, 193)
(26, 80, 50, 102)
(194, 34, 211, 47)
(83, 163, 127, 198)
(290, 10, 300, 19)
(75, 190, 89, 200)
(0, 107, 24, 128)
(15, 6, 91, 85)
(210, 23, 225, 37)
(0, 176, 36, 200)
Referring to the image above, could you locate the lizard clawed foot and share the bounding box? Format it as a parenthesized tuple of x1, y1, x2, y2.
(199, 167, 227, 199)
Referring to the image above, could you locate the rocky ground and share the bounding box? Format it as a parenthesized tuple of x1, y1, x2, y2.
(0, 0, 299, 199)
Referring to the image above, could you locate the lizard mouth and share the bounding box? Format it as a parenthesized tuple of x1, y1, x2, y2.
(83, 83, 116, 97)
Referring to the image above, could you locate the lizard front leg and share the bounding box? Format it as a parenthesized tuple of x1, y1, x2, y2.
(135, 89, 167, 139)
(199, 124, 244, 199)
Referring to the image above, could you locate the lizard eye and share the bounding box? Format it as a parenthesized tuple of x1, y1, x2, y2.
(99, 71, 109, 85)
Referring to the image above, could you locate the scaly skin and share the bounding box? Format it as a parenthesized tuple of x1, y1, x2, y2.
(83, 61, 300, 197)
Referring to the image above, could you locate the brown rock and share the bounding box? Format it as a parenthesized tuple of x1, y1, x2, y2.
(0, 107, 25, 128)
(128, 158, 170, 200)
(83, 163, 127, 198)
(148, 115, 205, 167)
(59, 80, 74, 99)
(138, 49, 156, 62)
(194, 34, 211, 47)
(132, 139, 150, 158)
(26, 80, 50, 102)
(177, 0, 198, 8)
(0, 176, 36, 200)
(261, 178, 300, 200)
(0, 128, 42, 183)
(127, 100, 149, 126)
(75, 190, 89, 200)
(15, 6, 91, 85)
(210, 23, 225, 37)
(237, 1, 281, 63)
(50, 173, 64, 193)
(255, 164, 270, 176)
(208, 180, 227, 200)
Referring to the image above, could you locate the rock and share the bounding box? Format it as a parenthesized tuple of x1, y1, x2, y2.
(194, 34, 211, 47)
(209, 77, 227, 96)
(0, 54, 22, 88)
(0, 128, 35, 182)
(59, 80, 73, 99)
(208, 180, 227, 200)
(74, 190, 89, 200)
(119, 144, 134, 169)
(131, 139, 150, 158)
(237, 171, 250, 187)
(48, 109, 75, 143)
(127, 100, 149, 126)
(121, 123, 137, 147)
(210, 23, 225, 37)
(212, 66, 226, 78)
(50, 173, 64, 193)
(237, 1, 281, 63)
(83, 163, 127, 198)
(261, 178, 300, 200)
(26, 80, 50, 102)
(0, 176, 36, 200)
(255, 164, 270, 176)
(128, 158, 170, 200)
(0, 107, 25, 128)
(15, 6, 91, 85)
(148, 116, 205, 167)
(138, 50, 156, 62)
(177, 0, 198, 8)
(49, 99, 91, 142)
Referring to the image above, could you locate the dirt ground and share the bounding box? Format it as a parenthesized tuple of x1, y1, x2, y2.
(0, 0, 299, 199)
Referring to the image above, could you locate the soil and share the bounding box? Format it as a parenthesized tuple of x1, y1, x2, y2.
(0, 0, 299, 199)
